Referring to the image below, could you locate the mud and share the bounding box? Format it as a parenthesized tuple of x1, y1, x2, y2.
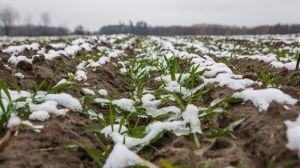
(0, 113, 100, 168)
(0, 37, 300, 168)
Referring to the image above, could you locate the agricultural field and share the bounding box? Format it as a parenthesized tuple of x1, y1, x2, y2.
(0, 34, 299, 168)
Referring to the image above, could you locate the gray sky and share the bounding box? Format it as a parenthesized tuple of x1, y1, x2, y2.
(0, 0, 299, 31)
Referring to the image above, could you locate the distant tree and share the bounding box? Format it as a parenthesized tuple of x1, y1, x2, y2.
(40, 12, 51, 35)
(129, 20, 134, 34)
(23, 14, 33, 36)
(74, 25, 85, 35)
(41, 12, 51, 27)
(0, 6, 19, 36)
(24, 14, 33, 25)
(135, 21, 148, 35)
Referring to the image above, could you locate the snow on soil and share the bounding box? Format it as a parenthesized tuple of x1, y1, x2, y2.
(8, 55, 32, 65)
(98, 89, 108, 96)
(1, 35, 300, 165)
(4, 43, 39, 54)
(7, 116, 22, 128)
(21, 120, 44, 133)
(29, 101, 58, 114)
(285, 115, 300, 157)
(74, 70, 87, 81)
(101, 120, 191, 149)
(103, 143, 143, 168)
(43, 93, 82, 111)
(82, 88, 95, 96)
(14, 72, 25, 78)
(141, 93, 180, 117)
(233, 88, 297, 111)
(183, 104, 202, 134)
(206, 73, 254, 90)
(29, 111, 50, 121)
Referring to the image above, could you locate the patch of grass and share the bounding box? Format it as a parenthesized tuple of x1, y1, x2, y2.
(287, 75, 300, 85)
(256, 67, 281, 87)
(0, 80, 28, 133)
(206, 118, 245, 139)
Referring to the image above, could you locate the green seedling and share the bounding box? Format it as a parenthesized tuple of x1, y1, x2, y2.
(206, 118, 245, 138)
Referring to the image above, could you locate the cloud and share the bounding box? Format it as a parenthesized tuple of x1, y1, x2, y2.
(0, 0, 299, 31)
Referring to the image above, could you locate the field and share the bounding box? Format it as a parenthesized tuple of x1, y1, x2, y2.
(0, 34, 300, 168)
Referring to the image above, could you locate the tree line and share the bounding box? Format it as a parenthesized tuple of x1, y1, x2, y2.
(0, 6, 89, 36)
(1, 5, 300, 36)
(100, 21, 300, 36)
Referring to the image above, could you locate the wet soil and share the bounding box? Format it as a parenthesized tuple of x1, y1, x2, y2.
(0, 39, 300, 168)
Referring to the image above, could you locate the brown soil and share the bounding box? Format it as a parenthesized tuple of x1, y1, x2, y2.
(0, 113, 100, 168)
(137, 83, 300, 167)
(230, 58, 300, 88)
(0, 46, 133, 168)
(0, 38, 300, 168)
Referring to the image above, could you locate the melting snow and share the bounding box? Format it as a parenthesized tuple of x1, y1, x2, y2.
(142, 94, 180, 117)
(98, 89, 108, 96)
(29, 101, 58, 113)
(103, 143, 143, 168)
(183, 104, 202, 134)
(7, 116, 22, 128)
(4, 43, 39, 54)
(8, 55, 32, 65)
(29, 111, 50, 121)
(44, 93, 82, 112)
(112, 98, 136, 112)
(74, 70, 87, 81)
(22, 120, 44, 133)
(207, 73, 254, 90)
(233, 88, 297, 111)
(285, 115, 300, 157)
(14, 72, 25, 78)
(82, 88, 95, 96)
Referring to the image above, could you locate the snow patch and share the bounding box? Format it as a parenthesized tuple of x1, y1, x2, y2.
(29, 111, 50, 121)
(233, 88, 297, 111)
(75, 70, 87, 81)
(183, 104, 202, 134)
(7, 116, 22, 128)
(44, 93, 82, 112)
(98, 89, 108, 96)
(285, 115, 300, 157)
(103, 143, 143, 168)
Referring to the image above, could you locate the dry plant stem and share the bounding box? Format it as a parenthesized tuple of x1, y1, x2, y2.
(296, 54, 300, 70)
(0, 125, 20, 153)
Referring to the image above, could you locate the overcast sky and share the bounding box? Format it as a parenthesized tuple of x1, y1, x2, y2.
(0, 0, 299, 31)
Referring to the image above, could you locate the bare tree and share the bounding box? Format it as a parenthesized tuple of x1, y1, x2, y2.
(74, 25, 85, 35)
(40, 12, 51, 27)
(24, 14, 33, 26)
(24, 14, 33, 36)
(40, 12, 51, 35)
(0, 6, 19, 36)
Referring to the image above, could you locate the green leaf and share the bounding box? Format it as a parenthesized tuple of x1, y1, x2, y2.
(127, 126, 146, 138)
(77, 143, 104, 166)
(119, 116, 126, 133)
(83, 96, 96, 104)
(34, 80, 46, 93)
(49, 82, 79, 93)
(173, 93, 185, 112)
(109, 101, 115, 132)
(77, 125, 101, 133)
(206, 118, 245, 138)
(94, 134, 110, 158)
(0, 80, 12, 101)
(221, 97, 243, 104)
(13, 79, 21, 93)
